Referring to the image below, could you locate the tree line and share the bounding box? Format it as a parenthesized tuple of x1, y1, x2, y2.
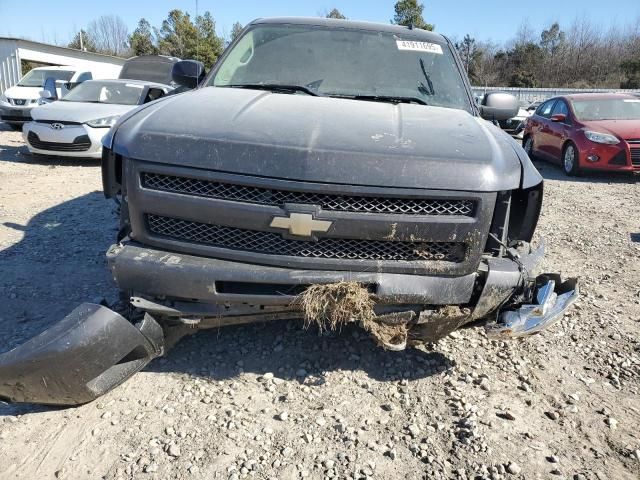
(68, 11, 225, 69)
(456, 18, 640, 89)
(64, 2, 431, 70)
(65, 2, 640, 88)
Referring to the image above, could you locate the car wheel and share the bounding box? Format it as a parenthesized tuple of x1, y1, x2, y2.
(523, 136, 535, 159)
(562, 142, 580, 176)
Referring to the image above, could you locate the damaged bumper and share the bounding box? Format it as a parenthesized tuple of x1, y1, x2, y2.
(0, 241, 577, 406)
(0, 304, 164, 405)
(486, 275, 579, 338)
(107, 240, 577, 337)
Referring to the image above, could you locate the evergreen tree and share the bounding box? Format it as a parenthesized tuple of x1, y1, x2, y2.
(129, 19, 158, 56)
(392, 0, 434, 31)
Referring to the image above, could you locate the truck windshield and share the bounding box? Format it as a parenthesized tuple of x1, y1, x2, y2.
(61, 81, 144, 105)
(18, 69, 74, 87)
(211, 24, 472, 112)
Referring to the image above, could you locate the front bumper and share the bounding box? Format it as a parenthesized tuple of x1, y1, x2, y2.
(106, 240, 559, 320)
(0, 103, 35, 123)
(22, 121, 105, 158)
(578, 141, 640, 171)
(0, 304, 164, 405)
(0, 241, 577, 406)
(107, 242, 479, 307)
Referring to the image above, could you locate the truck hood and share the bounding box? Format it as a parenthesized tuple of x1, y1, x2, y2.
(111, 87, 524, 191)
(3, 85, 41, 100)
(31, 101, 138, 123)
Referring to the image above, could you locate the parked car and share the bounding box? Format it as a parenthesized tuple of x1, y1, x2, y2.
(522, 93, 640, 175)
(22, 79, 172, 158)
(499, 100, 545, 139)
(0, 17, 577, 406)
(0, 66, 94, 129)
(21, 56, 190, 158)
(499, 99, 529, 135)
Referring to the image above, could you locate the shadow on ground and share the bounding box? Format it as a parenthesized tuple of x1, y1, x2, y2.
(151, 320, 453, 382)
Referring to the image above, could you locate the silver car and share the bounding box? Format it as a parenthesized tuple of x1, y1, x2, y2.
(23, 79, 172, 158)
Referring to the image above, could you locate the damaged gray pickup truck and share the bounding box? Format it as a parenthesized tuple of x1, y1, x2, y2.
(0, 18, 578, 405)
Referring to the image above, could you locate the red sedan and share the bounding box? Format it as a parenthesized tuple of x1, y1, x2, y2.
(522, 93, 640, 175)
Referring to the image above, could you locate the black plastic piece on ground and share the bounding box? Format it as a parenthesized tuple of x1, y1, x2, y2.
(0, 303, 165, 406)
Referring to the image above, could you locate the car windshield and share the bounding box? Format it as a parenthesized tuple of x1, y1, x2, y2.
(571, 98, 640, 121)
(18, 69, 74, 87)
(61, 81, 144, 105)
(211, 24, 472, 112)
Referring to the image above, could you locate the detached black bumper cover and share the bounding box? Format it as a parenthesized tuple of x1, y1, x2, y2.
(0, 304, 164, 406)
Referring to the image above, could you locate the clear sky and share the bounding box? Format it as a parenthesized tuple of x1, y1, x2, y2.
(0, 0, 638, 46)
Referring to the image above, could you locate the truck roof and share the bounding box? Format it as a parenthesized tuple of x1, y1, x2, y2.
(30, 65, 78, 71)
(250, 17, 447, 42)
(84, 78, 171, 89)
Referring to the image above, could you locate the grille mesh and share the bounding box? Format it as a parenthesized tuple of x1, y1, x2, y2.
(142, 172, 475, 216)
(146, 214, 466, 262)
(630, 147, 640, 166)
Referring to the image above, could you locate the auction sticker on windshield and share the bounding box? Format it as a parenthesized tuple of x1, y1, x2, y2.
(396, 40, 443, 54)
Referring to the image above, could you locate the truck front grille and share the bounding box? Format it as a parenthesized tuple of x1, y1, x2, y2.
(142, 172, 475, 216)
(146, 214, 466, 263)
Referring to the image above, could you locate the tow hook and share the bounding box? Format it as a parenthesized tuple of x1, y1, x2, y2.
(0, 303, 165, 406)
(486, 274, 579, 339)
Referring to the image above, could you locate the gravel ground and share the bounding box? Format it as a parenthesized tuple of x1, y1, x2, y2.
(0, 122, 639, 480)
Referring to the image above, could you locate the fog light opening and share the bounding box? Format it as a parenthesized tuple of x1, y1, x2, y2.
(587, 154, 600, 162)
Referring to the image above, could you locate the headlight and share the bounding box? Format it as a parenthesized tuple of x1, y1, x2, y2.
(584, 130, 619, 145)
(30, 99, 39, 104)
(86, 115, 121, 128)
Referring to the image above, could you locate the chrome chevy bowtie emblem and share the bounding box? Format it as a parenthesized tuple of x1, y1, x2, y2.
(50, 123, 64, 130)
(270, 213, 332, 237)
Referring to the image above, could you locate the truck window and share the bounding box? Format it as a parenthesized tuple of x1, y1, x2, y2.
(211, 24, 472, 112)
(18, 69, 75, 87)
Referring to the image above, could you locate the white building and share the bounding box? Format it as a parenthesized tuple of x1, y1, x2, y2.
(0, 37, 126, 93)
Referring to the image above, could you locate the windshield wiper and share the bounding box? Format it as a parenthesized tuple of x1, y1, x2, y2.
(419, 59, 435, 96)
(220, 84, 320, 96)
(327, 94, 428, 105)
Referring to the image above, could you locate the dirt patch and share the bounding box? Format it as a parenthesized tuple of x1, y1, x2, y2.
(361, 316, 409, 350)
(295, 281, 375, 332)
(296, 282, 411, 350)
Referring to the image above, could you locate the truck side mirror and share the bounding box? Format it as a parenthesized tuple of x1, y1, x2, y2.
(480, 92, 519, 121)
(40, 77, 58, 100)
(172, 60, 206, 89)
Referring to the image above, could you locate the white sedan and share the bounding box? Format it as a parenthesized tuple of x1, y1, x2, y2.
(23, 79, 172, 158)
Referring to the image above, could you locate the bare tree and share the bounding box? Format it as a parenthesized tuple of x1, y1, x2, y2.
(88, 15, 130, 57)
(473, 41, 501, 87)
